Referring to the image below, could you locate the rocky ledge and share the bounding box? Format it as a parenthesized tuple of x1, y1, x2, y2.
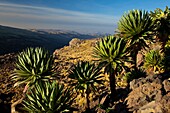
(126, 74, 170, 113)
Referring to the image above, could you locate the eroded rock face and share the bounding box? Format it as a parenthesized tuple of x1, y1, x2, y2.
(126, 75, 170, 113)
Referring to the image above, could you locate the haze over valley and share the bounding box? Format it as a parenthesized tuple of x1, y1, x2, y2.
(0, 25, 102, 55)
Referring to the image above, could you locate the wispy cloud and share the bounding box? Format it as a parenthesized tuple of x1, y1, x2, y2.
(0, 2, 118, 33)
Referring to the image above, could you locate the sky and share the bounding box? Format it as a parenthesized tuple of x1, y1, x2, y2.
(0, 0, 169, 34)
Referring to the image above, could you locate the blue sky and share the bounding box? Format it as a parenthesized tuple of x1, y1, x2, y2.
(0, 0, 169, 33)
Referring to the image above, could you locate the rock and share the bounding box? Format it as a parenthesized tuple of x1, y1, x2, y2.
(69, 38, 82, 47)
(163, 80, 170, 93)
(129, 74, 162, 90)
(138, 101, 163, 113)
(129, 78, 143, 90)
(137, 52, 144, 67)
(126, 74, 170, 113)
(160, 92, 170, 113)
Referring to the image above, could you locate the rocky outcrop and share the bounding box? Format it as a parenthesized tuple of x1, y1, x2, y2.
(69, 38, 82, 47)
(126, 74, 170, 113)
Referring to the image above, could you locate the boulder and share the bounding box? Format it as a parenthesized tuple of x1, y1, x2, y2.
(126, 74, 170, 113)
(163, 80, 170, 93)
(138, 101, 163, 113)
(69, 38, 82, 47)
(160, 92, 170, 113)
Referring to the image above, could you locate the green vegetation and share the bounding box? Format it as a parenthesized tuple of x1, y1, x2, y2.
(144, 50, 164, 74)
(150, 6, 170, 51)
(23, 81, 75, 113)
(11, 47, 54, 89)
(117, 9, 154, 69)
(69, 61, 103, 110)
(93, 36, 130, 98)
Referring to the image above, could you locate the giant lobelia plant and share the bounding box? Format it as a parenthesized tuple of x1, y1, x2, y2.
(11, 47, 54, 92)
(69, 61, 103, 110)
(93, 36, 130, 99)
(23, 81, 75, 113)
(144, 49, 164, 74)
(117, 9, 154, 69)
(150, 6, 170, 52)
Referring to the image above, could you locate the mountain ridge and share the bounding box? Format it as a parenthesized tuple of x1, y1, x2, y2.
(0, 25, 102, 55)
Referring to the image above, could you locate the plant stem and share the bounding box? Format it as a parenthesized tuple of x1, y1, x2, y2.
(109, 64, 116, 101)
(86, 87, 90, 111)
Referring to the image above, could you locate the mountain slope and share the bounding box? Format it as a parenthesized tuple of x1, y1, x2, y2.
(0, 25, 97, 55)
